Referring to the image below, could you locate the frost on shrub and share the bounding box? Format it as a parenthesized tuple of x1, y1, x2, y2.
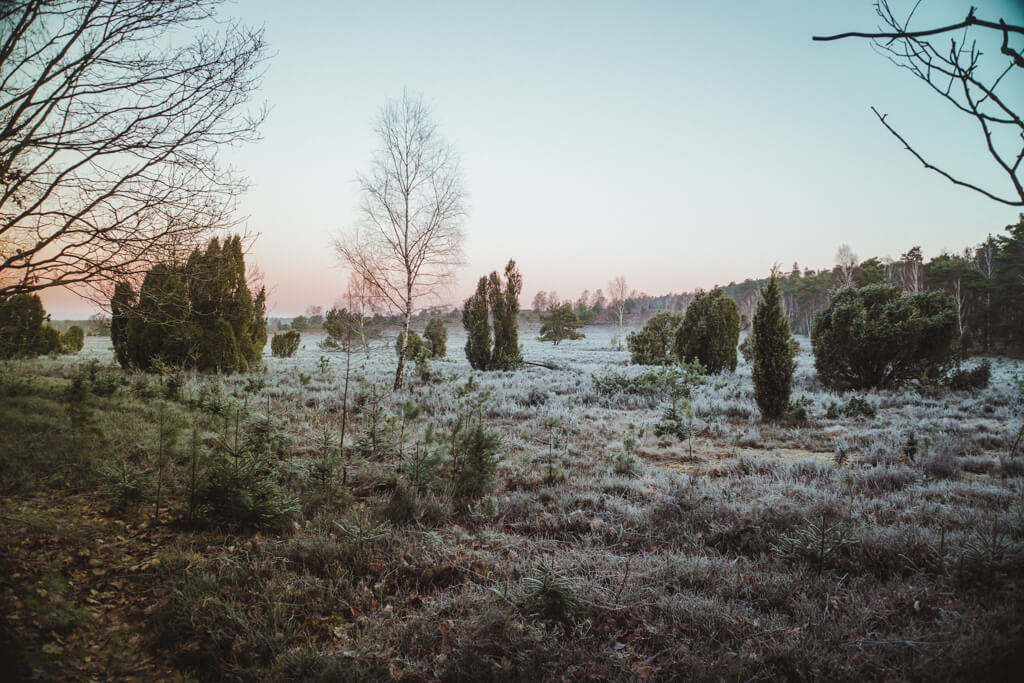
(593, 362, 704, 405)
(945, 359, 991, 391)
(811, 284, 957, 390)
(922, 443, 962, 479)
(826, 395, 876, 420)
(443, 411, 502, 499)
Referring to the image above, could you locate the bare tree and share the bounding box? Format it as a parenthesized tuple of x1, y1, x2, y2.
(608, 275, 636, 332)
(887, 245, 923, 291)
(835, 243, 858, 287)
(815, 1, 1023, 206)
(335, 91, 465, 389)
(531, 290, 548, 314)
(0, 0, 267, 300)
(333, 271, 382, 359)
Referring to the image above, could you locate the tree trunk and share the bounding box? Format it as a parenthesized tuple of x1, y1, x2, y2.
(394, 284, 413, 390)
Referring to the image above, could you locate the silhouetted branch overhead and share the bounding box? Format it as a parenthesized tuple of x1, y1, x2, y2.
(0, 0, 267, 300)
(815, 1, 1023, 206)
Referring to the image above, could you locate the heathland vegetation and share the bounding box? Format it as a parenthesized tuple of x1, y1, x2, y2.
(2, 228, 1023, 678)
(2, 1, 1023, 679)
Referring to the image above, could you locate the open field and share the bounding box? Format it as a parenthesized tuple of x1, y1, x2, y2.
(2, 324, 1023, 681)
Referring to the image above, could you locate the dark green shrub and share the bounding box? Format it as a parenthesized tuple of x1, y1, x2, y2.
(538, 304, 584, 345)
(445, 412, 501, 499)
(811, 284, 958, 390)
(462, 260, 522, 369)
(111, 235, 266, 373)
(271, 330, 301, 358)
(36, 325, 62, 355)
(60, 325, 85, 353)
(741, 334, 800, 365)
(198, 318, 242, 370)
(196, 412, 296, 530)
(627, 311, 683, 365)
(353, 382, 394, 460)
(424, 316, 447, 358)
(0, 293, 48, 358)
(945, 359, 991, 391)
(395, 329, 428, 361)
(489, 260, 523, 369)
(826, 395, 876, 420)
(752, 274, 795, 421)
(110, 282, 135, 368)
(463, 277, 492, 370)
(674, 288, 739, 373)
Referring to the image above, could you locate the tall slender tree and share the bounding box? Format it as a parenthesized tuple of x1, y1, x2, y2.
(463, 277, 491, 370)
(752, 270, 795, 421)
(335, 91, 465, 389)
(490, 259, 522, 370)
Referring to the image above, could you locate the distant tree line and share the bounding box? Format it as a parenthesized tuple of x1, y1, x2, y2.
(606, 216, 1024, 355)
(718, 218, 1024, 353)
(110, 236, 267, 373)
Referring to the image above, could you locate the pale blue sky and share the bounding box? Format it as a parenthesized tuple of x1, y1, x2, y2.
(43, 0, 1024, 317)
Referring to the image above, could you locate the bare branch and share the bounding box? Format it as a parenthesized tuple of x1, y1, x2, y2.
(0, 0, 267, 299)
(815, 1, 1023, 206)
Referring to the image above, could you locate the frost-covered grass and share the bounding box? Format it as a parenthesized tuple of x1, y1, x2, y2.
(2, 323, 1023, 681)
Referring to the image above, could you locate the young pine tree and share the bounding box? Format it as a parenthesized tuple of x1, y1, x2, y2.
(752, 272, 795, 421)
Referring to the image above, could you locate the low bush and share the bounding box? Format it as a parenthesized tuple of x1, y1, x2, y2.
(271, 330, 301, 358)
(922, 444, 962, 479)
(627, 311, 683, 365)
(826, 395, 876, 419)
(945, 359, 991, 391)
(812, 284, 957, 390)
(592, 361, 704, 400)
(60, 325, 85, 353)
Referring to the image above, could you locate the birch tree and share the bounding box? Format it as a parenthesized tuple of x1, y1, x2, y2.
(335, 92, 465, 389)
(608, 275, 636, 333)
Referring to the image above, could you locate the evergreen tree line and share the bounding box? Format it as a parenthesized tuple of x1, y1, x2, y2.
(569, 216, 1023, 352)
(110, 236, 267, 373)
(629, 272, 979, 419)
(717, 216, 1024, 351)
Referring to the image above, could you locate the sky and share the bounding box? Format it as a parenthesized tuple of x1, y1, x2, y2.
(41, 0, 1024, 318)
